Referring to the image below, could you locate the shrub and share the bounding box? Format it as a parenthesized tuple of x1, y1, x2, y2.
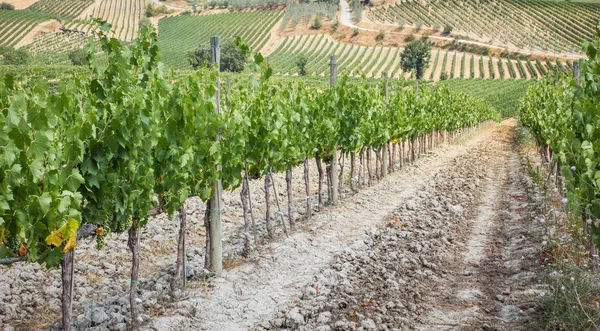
(0, 2, 15, 10)
(443, 25, 453, 35)
(376, 30, 385, 42)
(404, 34, 415, 42)
(352, 28, 359, 37)
(331, 20, 339, 32)
(311, 16, 322, 30)
(139, 16, 151, 28)
(440, 72, 448, 80)
(0, 46, 28, 65)
(68, 48, 88, 66)
(145, 4, 170, 17)
(186, 46, 211, 70)
(398, 18, 405, 29)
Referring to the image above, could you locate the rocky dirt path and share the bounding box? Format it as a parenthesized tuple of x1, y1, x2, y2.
(243, 119, 545, 331)
(148, 120, 545, 330)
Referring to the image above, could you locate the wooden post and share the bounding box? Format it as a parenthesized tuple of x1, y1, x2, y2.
(209, 36, 223, 276)
(330, 54, 339, 205)
(61, 248, 75, 331)
(382, 72, 389, 178)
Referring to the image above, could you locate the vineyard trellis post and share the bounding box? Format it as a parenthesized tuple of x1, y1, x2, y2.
(210, 35, 223, 276)
(382, 72, 389, 178)
(61, 248, 75, 331)
(330, 54, 339, 205)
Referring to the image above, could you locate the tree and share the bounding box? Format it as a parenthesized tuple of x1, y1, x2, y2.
(400, 40, 431, 80)
(376, 30, 385, 42)
(186, 45, 211, 69)
(0, 2, 14, 9)
(186, 39, 247, 72)
(68, 48, 88, 66)
(221, 39, 247, 72)
(400, 40, 431, 95)
(296, 54, 308, 76)
(311, 16, 322, 30)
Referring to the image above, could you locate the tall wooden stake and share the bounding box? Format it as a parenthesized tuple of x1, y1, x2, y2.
(210, 36, 223, 276)
(61, 248, 75, 331)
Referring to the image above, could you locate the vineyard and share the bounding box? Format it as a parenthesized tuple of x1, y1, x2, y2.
(2, 1, 600, 330)
(366, 0, 600, 54)
(266, 35, 569, 80)
(24, 31, 89, 55)
(444, 78, 531, 117)
(29, 0, 94, 19)
(0, 25, 505, 330)
(64, 0, 144, 41)
(0, 9, 52, 47)
(158, 10, 282, 69)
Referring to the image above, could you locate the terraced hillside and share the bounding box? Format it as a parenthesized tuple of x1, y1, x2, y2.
(366, 0, 600, 54)
(66, 0, 145, 41)
(24, 31, 88, 55)
(0, 9, 52, 47)
(158, 10, 282, 69)
(268, 34, 404, 77)
(267, 34, 570, 80)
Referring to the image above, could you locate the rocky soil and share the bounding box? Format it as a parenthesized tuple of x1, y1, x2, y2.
(0, 120, 548, 331)
(253, 120, 547, 331)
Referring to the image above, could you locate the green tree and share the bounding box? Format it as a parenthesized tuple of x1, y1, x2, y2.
(296, 54, 308, 76)
(68, 48, 88, 66)
(311, 16, 322, 30)
(221, 39, 248, 72)
(186, 45, 211, 70)
(400, 40, 431, 79)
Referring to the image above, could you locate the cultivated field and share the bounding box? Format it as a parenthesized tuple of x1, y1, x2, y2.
(158, 10, 282, 69)
(366, 0, 600, 55)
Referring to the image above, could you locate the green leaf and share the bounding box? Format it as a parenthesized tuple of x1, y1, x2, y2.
(37, 192, 52, 214)
(62, 168, 85, 192)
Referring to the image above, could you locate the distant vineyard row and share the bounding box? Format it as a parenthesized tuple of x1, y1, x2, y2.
(366, 0, 600, 54)
(267, 34, 572, 80)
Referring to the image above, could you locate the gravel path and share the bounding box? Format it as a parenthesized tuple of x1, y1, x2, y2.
(147, 123, 507, 330)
